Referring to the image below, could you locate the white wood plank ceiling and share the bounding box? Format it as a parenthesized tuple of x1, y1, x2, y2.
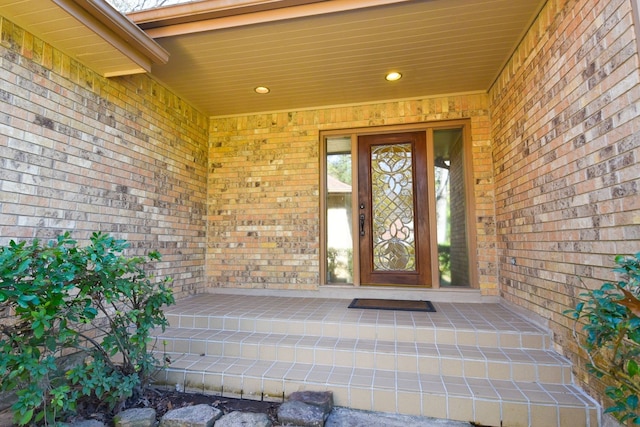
(1, 0, 546, 116)
(138, 0, 546, 116)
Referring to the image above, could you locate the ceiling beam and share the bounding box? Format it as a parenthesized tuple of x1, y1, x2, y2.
(129, 0, 415, 39)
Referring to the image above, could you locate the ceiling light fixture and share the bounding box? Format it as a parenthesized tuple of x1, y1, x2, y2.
(254, 86, 270, 94)
(385, 72, 402, 81)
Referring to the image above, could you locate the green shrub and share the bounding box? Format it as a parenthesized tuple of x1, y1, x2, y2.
(566, 253, 640, 424)
(0, 232, 174, 425)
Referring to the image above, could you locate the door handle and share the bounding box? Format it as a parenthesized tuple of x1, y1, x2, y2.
(359, 214, 365, 236)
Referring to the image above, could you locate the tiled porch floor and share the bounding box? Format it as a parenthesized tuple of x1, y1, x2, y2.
(152, 294, 599, 426)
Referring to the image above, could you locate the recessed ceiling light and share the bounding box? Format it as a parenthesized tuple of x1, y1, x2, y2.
(385, 72, 402, 81)
(254, 86, 270, 94)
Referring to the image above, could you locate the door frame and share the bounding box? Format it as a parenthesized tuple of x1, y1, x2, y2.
(320, 120, 478, 289)
(357, 131, 431, 286)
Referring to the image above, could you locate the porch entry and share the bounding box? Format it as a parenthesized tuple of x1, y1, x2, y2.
(323, 121, 474, 288)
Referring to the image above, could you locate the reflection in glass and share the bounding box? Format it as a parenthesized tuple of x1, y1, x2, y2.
(434, 129, 469, 286)
(325, 137, 353, 283)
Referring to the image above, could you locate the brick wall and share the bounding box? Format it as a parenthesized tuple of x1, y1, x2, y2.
(490, 0, 640, 402)
(0, 17, 209, 299)
(208, 97, 498, 293)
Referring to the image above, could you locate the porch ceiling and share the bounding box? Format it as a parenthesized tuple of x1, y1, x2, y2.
(132, 0, 546, 117)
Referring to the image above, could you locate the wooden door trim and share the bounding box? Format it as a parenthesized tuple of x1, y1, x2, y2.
(320, 119, 477, 289)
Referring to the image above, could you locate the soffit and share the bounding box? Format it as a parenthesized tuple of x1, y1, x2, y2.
(0, 0, 168, 77)
(136, 0, 545, 117)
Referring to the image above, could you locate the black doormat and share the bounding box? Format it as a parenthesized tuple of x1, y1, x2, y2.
(348, 298, 436, 312)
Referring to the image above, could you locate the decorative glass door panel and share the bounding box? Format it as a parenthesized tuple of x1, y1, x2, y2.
(358, 132, 431, 286)
(371, 143, 416, 272)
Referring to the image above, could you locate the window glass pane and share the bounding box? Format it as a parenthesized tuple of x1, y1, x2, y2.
(433, 129, 469, 286)
(326, 137, 353, 283)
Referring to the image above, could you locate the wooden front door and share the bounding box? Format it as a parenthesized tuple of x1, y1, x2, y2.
(357, 132, 432, 286)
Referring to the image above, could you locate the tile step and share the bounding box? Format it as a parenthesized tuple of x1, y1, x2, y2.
(152, 328, 572, 384)
(162, 296, 552, 351)
(154, 353, 599, 427)
(163, 313, 550, 350)
(156, 295, 599, 426)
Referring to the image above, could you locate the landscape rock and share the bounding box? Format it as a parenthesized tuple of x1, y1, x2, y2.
(0, 409, 15, 426)
(160, 404, 222, 427)
(325, 407, 473, 427)
(277, 400, 326, 427)
(288, 391, 334, 415)
(0, 391, 17, 412)
(113, 407, 157, 427)
(214, 411, 272, 427)
(62, 420, 107, 427)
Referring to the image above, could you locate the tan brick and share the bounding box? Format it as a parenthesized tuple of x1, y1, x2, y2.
(490, 0, 640, 407)
(209, 95, 495, 290)
(0, 17, 208, 299)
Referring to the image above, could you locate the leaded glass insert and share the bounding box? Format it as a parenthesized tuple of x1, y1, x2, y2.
(370, 143, 416, 271)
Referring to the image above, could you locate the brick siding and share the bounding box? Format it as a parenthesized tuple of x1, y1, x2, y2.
(490, 0, 640, 403)
(0, 17, 209, 298)
(208, 98, 497, 292)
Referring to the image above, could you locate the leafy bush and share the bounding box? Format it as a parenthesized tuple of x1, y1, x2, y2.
(0, 232, 174, 425)
(566, 253, 640, 424)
